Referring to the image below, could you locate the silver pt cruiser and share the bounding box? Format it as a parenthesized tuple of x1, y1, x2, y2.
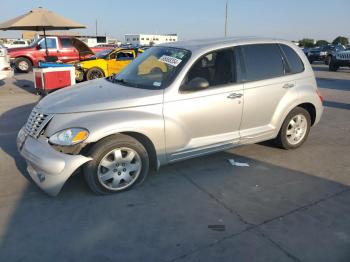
(17, 37, 324, 196)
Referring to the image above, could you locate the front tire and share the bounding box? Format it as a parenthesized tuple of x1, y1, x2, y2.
(86, 67, 104, 81)
(83, 134, 149, 195)
(15, 57, 32, 73)
(329, 61, 339, 72)
(275, 107, 311, 150)
(75, 69, 85, 82)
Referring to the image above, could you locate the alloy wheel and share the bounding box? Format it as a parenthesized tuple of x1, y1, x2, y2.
(286, 114, 308, 145)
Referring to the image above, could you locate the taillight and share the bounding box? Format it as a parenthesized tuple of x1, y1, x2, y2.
(316, 89, 324, 103)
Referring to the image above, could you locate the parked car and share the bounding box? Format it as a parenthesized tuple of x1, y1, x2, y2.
(0, 43, 14, 80)
(307, 45, 334, 64)
(325, 45, 347, 65)
(4, 39, 29, 48)
(74, 48, 144, 81)
(329, 48, 350, 71)
(17, 37, 324, 196)
(7, 36, 109, 73)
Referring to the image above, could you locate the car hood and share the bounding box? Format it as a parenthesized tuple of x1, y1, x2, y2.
(36, 78, 164, 114)
(7, 46, 35, 53)
(71, 38, 95, 56)
(337, 50, 350, 54)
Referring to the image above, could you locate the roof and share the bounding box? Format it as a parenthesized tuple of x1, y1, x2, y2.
(159, 37, 292, 54)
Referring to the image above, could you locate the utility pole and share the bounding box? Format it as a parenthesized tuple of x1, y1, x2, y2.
(95, 19, 98, 36)
(224, 0, 228, 37)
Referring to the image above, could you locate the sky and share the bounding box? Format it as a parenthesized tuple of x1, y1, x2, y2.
(1, 0, 349, 42)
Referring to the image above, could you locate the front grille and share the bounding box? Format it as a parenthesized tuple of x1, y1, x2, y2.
(24, 108, 53, 138)
(337, 53, 350, 61)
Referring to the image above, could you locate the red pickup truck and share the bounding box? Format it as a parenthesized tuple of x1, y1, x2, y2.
(8, 36, 110, 72)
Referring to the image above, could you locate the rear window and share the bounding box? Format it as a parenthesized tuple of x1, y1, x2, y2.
(280, 44, 304, 74)
(241, 44, 284, 82)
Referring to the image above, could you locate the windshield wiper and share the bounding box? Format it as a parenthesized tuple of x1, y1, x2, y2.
(113, 78, 139, 88)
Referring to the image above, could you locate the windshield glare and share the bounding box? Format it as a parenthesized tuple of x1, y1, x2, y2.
(114, 47, 191, 89)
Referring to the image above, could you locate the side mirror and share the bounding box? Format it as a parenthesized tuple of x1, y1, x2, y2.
(36, 44, 41, 50)
(182, 77, 209, 91)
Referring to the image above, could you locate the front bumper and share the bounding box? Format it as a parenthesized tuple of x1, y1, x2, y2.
(17, 128, 92, 196)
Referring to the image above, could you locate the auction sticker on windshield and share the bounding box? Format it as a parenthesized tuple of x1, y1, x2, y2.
(158, 55, 182, 67)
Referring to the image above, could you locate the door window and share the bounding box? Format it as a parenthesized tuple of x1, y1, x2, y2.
(61, 38, 73, 48)
(185, 48, 234, 89)
(116, 51, 134, 60)
(39, 38, 57, 49)
(241, 44, 284, 82)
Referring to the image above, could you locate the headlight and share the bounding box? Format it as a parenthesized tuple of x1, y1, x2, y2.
(49, 128, 89, 146)
(75, 63, 82, 68)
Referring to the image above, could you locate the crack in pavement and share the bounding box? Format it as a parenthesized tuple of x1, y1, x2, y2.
(169, 168, 350, 262)
(254, 229, 303, 262)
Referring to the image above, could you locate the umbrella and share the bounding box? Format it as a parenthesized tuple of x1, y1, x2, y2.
(0, 7, 86, 57)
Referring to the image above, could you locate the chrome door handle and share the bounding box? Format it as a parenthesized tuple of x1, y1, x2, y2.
(227, 93, 243, 99)
(283, 83, 295, 89)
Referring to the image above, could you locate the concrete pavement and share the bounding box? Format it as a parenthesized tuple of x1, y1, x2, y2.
(0, 64, 349, 262)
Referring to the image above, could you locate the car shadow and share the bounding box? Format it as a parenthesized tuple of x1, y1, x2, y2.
(312, 65, 328, 72)
(0, 102, 36, 176)
(323, 100, 350, 110)
(12, 77, 37, 94)
(317, 77, 350, 92)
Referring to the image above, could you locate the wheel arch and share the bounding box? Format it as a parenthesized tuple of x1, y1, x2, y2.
(81, 131, 159, 172)
(273, 98, 320, 136)
(121, 131, 159, 171)
(297, 102, 316, 126)
(15, 56, 34, 66)
(86, 66, 105, 78)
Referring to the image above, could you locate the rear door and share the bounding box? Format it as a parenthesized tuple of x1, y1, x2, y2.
(238, 43, 301, 143)
(59, 38, 79, 62)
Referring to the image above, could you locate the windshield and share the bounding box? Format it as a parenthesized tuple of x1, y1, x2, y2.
(114, 47, 191, 89)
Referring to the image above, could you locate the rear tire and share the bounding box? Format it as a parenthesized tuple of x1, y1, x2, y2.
(275, 107, 311, 150)
(15, 57, 32, 73)
(83, 134, 149, 195)
(86, 67, 104, 81)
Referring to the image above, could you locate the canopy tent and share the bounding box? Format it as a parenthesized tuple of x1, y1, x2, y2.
(0, 7, 86, 57)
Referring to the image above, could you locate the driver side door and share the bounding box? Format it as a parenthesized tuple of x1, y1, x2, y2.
(163, 48, 244, 162)
(37, 37, 59, 60)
